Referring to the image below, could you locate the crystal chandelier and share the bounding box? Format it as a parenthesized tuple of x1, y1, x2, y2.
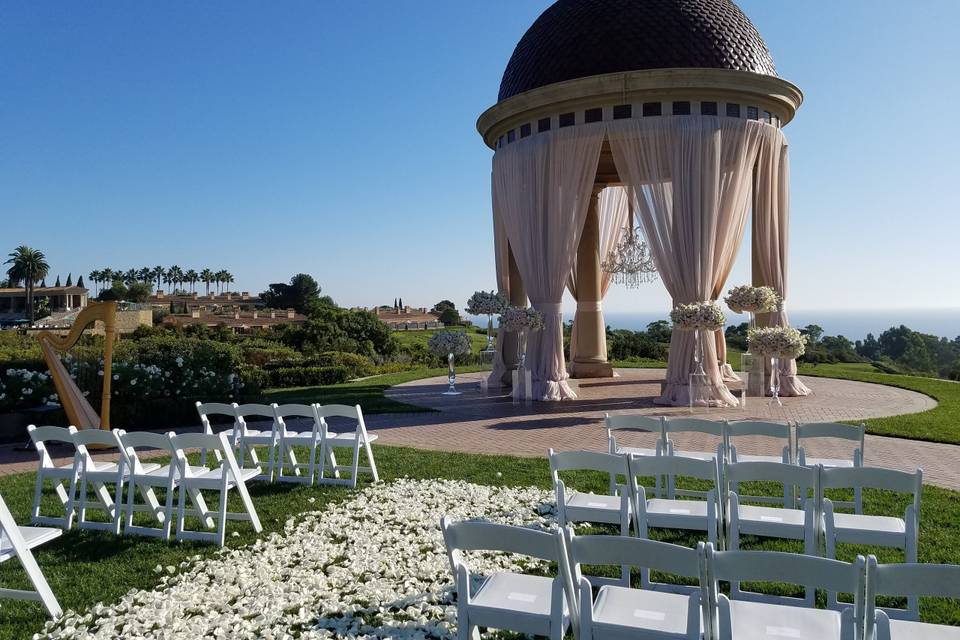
(601, 217, 658, 288)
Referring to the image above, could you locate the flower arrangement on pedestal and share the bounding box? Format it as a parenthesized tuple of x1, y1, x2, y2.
(747, 326, 807, 404)
(465, 290, 508, 351)
(724, 285, 781, 317)
(670, 301, 725, 381)
(427, 331, 473, 396)
(499, 306, 544, 369)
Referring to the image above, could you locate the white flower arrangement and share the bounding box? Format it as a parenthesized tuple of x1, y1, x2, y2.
(39, 479, 555, 640)
(747, 326, 808, 359)
(723, 285, 781, 314)
(499, 306, 544, 333)
(465, 290, 508, 316)
(669, 301, 725, 331)
(427, 331, 473, 358)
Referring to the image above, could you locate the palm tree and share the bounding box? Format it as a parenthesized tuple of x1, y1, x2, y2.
(152, 266, 165, 292)
(137, 267, 152, 285)
(168, 265, 184, 294)
(185, 269, 199, 293)
(214, 269, 228, 294)
(88, 269, 101, 295)
(200, 268, 213, 296)
(162, 268, 173, 293)
(222, 271, 234, 294)
(124, 268, 138, 285)
(5, 246, 50, 323)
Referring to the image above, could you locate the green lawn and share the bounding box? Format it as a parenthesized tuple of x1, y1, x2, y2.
(1, 446, 959, 638)
(797, 362, 960, 444)
(391, 327, 491, 353)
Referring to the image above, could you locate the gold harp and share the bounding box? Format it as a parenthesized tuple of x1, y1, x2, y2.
(35, 301, 118, 431)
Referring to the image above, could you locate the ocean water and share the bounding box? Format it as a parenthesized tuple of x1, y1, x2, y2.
(466, 308, 960, 341)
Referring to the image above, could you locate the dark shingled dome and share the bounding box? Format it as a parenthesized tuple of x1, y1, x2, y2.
(499, 0, 777, 101)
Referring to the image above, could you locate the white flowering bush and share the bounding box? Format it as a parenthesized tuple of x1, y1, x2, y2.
(427, 331, 474, 358)
(723, 285, 781, 314)
(465, 290, 508, 316)
(747, 326, 808, 359)
(499, 306, 544, 332)
(38, 479, 554, 640)
(669, 301, 725, 331)
(0, 368, 58, 409)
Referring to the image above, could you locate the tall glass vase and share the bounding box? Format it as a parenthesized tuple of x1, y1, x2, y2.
(516, 329, 528, 371)
(768, 356, 782, 406)
(689, 328, 710, 410)
(693, 328, 707, 377)
(484, 314, 495, 352)
(743, 311, 764, 402)
(443, 352, 462, 396)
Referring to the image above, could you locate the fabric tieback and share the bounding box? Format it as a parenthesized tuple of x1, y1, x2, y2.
(534, 302, 563, 315)
(577, 301, 602, 311)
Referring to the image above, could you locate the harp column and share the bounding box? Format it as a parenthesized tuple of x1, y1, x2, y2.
(570, 189, 613, 378)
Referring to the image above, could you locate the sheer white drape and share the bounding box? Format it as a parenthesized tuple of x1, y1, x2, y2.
(567, 186, 630, 363)
(487, 203, 512, 388)
(493, 123, 605, 400)
(608, 116, 769, 407)
(753, 134, 811, 396)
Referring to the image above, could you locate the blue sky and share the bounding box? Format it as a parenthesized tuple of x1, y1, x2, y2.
(1, 1, 957, 314)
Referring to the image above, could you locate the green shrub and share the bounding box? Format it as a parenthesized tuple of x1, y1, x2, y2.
(266, 365, 352, 388)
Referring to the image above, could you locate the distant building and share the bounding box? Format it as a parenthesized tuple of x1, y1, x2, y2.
(162, 306, 307, 334)
(352, 305, 444, 330)
(0, 286, 88, 322)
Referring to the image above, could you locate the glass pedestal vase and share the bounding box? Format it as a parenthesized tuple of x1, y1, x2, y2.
(768, 356, 782, 406)
(741, 351, 765, 407)
(443, 352, 462, 396)
(688, 328, 712, 410)
(512, 329, 531, 404)
(482, 314, 496, 353)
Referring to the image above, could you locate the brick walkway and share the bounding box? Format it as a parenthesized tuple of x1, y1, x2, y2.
(4, 369, 957, 491)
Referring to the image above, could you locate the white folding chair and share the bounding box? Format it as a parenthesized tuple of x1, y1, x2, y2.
(117, 430, 183, 539)
(560, 529, 705, 640)
(605, 414, 665, 497)
(865, 556, 960, 638)
(821, 467, 922, 611)
(0, 493, 62, 618)
(275, 404, 327, 485)
(440, 517, 570, 640)
(71, 429, 137, 535)
(725, 462, 819, 605)
(628, 454, 721, 590)
(315, 404, 379, 487)
(171, 432, 263, 546)
(234, 403, 280, 482)
(702, 546, 866, 640)
(27, 425, 80, 529)
(195, 401, 239, 466)
(725, 421, 793, 507)
(662, 418, 726, 501)
(549, 449, 633, 585)
(797, 422, 865, 512)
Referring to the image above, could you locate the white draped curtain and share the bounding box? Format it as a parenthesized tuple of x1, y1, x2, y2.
(608, 116, 770, 407)
(567, 186, 630, 363)
(487, 203, 513, 387)
(753, 134, 811, 396)
(493, 123, 605, 400)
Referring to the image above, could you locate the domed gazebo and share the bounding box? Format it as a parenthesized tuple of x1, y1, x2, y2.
(479, 0, 811, 404)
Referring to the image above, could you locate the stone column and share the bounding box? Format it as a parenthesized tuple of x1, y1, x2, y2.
(499, 244, 527, 385)
(571, 190, 613, 378)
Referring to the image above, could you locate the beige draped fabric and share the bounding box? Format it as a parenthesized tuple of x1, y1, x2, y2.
(753, 135, 811, 396)
(493, 123, 605, 400)
(608, 116, 770, 407)
(487, 204, 512, 387)
(567, 186, 630, 363)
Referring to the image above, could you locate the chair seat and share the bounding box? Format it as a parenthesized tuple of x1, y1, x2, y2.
(241, 431, 274, 442)
(327, 432, 378, 444)
(803, 457, 854, 469)
(0, 526, 62, 562)
(727, 598, 842, 640)
(282, 431, 317, 441)
(592, 584, 696, 637)
(87, 461, 120, 474)
(616, 446, 659, 458)
(734, 453, 788, 464)
(737, 505, 807, 529)
(832, 513, 906, 542)
(185, 466, 260, 488)
(471, 572, 556, 618)
(646, 499, 708, 518)
(671, 449, 716, 461)
(887, 619, 960, 639)
(567, 492, 625, 512)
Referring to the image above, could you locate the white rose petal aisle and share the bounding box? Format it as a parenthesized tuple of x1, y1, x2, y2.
(427, 331, 474, 396)
(37, 479, 554, 640)
(465, 290, 508, 353)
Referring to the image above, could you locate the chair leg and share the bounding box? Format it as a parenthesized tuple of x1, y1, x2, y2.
(350, 442, 361, 488)
(216, 484, 228, 547)
(31, 472, 44, 524)
(112, 476, 124, 535)
(363, 439, 379, 483)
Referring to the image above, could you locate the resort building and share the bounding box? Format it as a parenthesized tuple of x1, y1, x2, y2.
(0, 285, 88, 323)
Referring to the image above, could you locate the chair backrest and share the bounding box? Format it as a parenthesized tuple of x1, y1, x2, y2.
(234, 403, 279, 419)
(604, 414, 664, 436)
(117, 430, 175, 473)
(629, 453, 720, 486)
(548, 449, 630, 481)
(170, 432, 242, 478)
(27, 424, 77, 447)
(71, 429, 123, 465)
(664, 417, 725, 438)
(725, 461, 817, 494)
(705, 547, 865, 626)
(725, 421, 791, 459)
(440, 517, 560, 574)
(316, 404, 362, 420)
(195, 401, 239, 433)
(565, 530, 700, 579)
(865, 556, 960, 633)
(820, 466, 922, 512)
(796, 421, 864, 447)
(274, 403, 316, 419)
